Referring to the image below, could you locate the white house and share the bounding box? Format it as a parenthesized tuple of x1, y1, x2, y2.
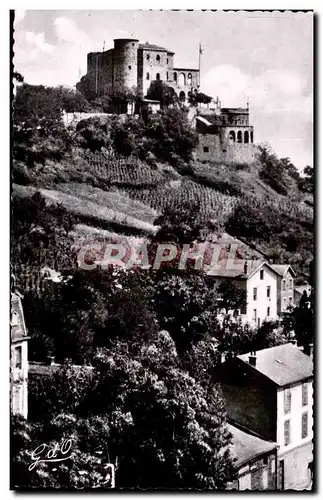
(208, 260, 280, 327)
(271, 265, 296, 314)
(11, 292, 29, 419)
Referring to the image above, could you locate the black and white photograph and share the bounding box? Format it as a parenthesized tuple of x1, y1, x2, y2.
(10, 8, 314, 491)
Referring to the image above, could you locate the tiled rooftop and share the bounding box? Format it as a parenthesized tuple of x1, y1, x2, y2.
(238, 343, 313, 386)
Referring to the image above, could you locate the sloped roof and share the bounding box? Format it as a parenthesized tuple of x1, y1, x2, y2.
(139, 43, 174, 54)
(238, 343, 313, 387)
(196, 116, 212, 127)
(228, 423, 278, 468)
(271, 264, 296, 277)
(11, 292, 28, 342)
(206, 259, 281, 279)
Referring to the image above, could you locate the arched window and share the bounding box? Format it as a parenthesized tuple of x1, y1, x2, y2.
(156, 54, 160, 62)
(167, 58, 169, 64)
(178, 73, 186, 86)
(244, 131, 249, 143)
(156, 73, 160, 81)
(237, 131, 242, 143)
(203, 146, 209, 153)
(229, 130, 236, 142)
(11, 311, 19, 327)
(146, 72, 150, 80)
(146, 54, 150, 61)
(173, 72, 177, 82)
(179, 90, 186, 102)
(250, 131, 254, 143)
(187, 72, 192, 86)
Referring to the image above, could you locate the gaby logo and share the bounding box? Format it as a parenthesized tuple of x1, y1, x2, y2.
(27, 439, 73, 471)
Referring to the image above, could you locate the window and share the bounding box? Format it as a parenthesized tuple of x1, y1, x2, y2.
(260, 270, 264, 280)
(244, 131, 249, 143)
(237, 131, 242, 143)
(253, 309, 257, 322)
(267, 307, 270, 317)
(253, 287, 257, 301)
(284, 420, 291, 446)
(173, 72, 177, 82)
(257, 318, 261, 327)
(279, 460, 284, 490)
(156, 73, 160, 81)
(302, 412, 308, 439)
(146, 54, 150, 60)
(283, 297, 287, 308)
(156, 54, 160, 62)
(15, 346, 22, 369)
(229, 130, 236, 142)
(289, 278, 293, 289)
(282, 279, 286, 291)
(284, 388, 291, 414)
(203, 146, 209, 153)
(128, 65, 132, 70)
(289, 296, 293, 304)
(302, 382, 308, 406)
(11, 311, 19, 327)
(251, 131, 254, 143)
(267, 286, 271, 298)
(146, 72, 150, 80)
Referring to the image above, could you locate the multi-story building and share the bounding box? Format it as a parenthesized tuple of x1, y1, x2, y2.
(271, 264, 296, 314)
(10, 292, 29, 419)
(208, 259, 279, 327)
(77, 39, 199, 101)
(216, 343, 313, 490)
(228, 422, 278, 490)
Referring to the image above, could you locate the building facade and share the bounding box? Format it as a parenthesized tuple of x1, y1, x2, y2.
(216, 344, 313, 490)
(11, 292, 29, 419)
(228, 423, 278, 490)
(195, 106, 256, 165)
(77, 39, 199, 101)
(271, 265, 296, 314)
(209, 260, 279, 327)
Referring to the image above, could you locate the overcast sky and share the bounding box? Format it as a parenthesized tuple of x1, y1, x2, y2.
(13, 10, 313, 169)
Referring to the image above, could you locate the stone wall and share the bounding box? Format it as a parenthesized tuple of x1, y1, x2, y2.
(196, 133, 259, 165)
(278, 441, 313, 490)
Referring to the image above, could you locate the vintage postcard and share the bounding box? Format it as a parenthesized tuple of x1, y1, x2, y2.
(11, 9, 314, 491)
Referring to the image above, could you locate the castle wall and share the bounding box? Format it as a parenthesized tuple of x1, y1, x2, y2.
(196, 133, 259, 165)
(140, 48, 168, 97)
(113, 39, 139, 92)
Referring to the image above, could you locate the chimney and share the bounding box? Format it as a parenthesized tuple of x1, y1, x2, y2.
(303, 343, 314, 358)
(248, 351, 256, 366)
(244, 261, 248, 274)
(48, 355, 55, 365)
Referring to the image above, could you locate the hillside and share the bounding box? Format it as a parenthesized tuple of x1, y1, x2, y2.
(12, 99, 313, 284)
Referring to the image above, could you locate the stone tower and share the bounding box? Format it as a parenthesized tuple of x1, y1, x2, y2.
(113, 38, 139, 92)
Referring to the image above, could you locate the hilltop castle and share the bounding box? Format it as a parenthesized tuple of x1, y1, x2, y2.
(77, 38, 199, 102)
(77, 38, 257, 165)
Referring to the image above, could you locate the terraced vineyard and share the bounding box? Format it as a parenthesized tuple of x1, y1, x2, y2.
(79, 150, 174, 187)
(123, 179, 238, 227)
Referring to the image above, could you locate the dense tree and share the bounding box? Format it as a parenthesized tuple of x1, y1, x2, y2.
(18, 332, 236, 490)
(153, 201, 205, 244)
(146, 81, 178, 108)
(258, 144, 290, 195)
